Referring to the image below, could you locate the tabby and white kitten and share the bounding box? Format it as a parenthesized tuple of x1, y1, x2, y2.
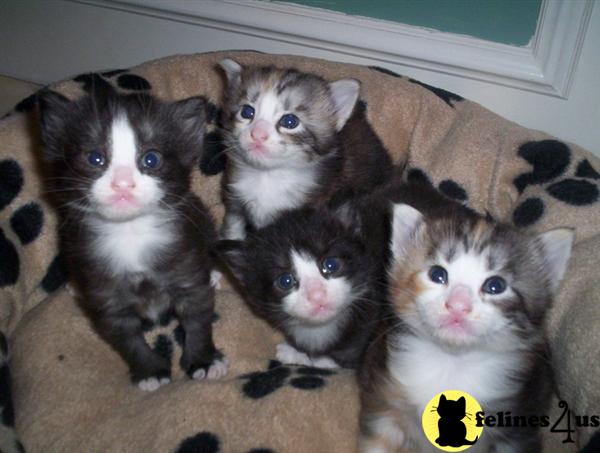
(217, 205, 385, 369)
(218, 59, 393, 239)
(38, 86, 227, 391)
(359, 191, 573, 452)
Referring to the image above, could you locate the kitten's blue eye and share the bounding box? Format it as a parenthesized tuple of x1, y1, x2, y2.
(321, 257, 341, 276)
(279, 114, 299, 129)
(87, 151, 105, 167)
(240, 104, 255, 120)
(429, 265, 448, 285)
(276, 273, 297, 291)
(141, 150, 162, 169)
(482, 276, 507, 295)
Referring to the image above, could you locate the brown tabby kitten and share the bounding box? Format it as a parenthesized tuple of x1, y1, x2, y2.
(358, 184, 573, 452)
(218, 58, 394, 239)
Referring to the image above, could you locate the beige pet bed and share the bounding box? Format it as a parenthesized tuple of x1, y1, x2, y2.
(0, 51, 599, 452)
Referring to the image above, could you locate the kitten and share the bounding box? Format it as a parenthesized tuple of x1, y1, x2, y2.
(217, 205, 385, 369)
(358, 186, 573, 452)
(38, 86, 227, 391)
(218, 58, 393, 239)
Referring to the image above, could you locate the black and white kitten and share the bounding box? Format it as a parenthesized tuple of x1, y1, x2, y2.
(358, 185, 574, 452)
(218, 58, 393, 239)
(38, 86, 227, 391)
(217, 205, 384, 369)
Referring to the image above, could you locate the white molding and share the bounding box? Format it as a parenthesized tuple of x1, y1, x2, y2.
(72, 0, 594, 98)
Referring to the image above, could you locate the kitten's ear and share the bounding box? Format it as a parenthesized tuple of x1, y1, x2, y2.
(439, 394, 447, 403)
(37, 90, 72, 160)
(329, 79, 360, 131)
(218, 59, 243, 88)
(170, 96, 208, 164)
(330, 201, 362, 235)
(535, 228, 574, 294)
(390, 203, 425, 263)
(215, 239, 249, 283)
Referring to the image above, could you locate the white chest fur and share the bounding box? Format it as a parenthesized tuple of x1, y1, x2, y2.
(389, 335, 523, 415)
(89, 213, 175, 275)
(230, 164, 319, 228)
(289, 318, 343, 352)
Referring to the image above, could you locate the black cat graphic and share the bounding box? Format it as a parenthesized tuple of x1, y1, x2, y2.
(435, 394, 478, 447)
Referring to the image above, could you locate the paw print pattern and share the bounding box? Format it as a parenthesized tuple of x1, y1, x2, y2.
(175, 431, 220, 453)
(512, 140, 599, 227)
(239, 360, 336, 399)
(367, 66, 464, 108)
(406, 166, 469, 203)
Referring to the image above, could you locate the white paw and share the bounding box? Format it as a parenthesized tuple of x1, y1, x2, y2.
(311, 356, 340, 369)
(192, 368, 206, 380)
(65, 282, 77, 296)
(276, 343, 313, 366)
(207, 357, 229, 380)
(137, 376, 170, 391)
(192, 357, 229, 380)
(210, 270, 223, 290)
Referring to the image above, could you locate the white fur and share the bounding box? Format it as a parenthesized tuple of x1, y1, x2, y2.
(89, 213, 174, 275)
(221, 210, 247, 240)
(276, 342, 313, 366)
(389, 335, 524, 415)
(283, 250, 353, 324)
(137, 376, 170, 392)
(369, 416, 406, 452)
(219, 58, 242, 84)
(192, 357, 230, 380)
(288, 322, 343, 352)
(404, 248, 516, 347)
(390, 203, 424, 264)
(210, 270, 223, 289)
(276, 342, 339, 369)
(91, 115, 163, 220)
(536, 228, 574, 293)
(230, 164, 320, 229)
(329, 79, 360, 131)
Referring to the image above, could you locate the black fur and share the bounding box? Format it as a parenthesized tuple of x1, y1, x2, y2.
(37, 86, 222, 384)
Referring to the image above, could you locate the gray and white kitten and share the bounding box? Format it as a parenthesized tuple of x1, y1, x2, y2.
(38, 86, 227, 391)
(218, 59, 393, 239)
(358, 190, 573, 452)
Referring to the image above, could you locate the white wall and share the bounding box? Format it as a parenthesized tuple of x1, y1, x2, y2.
(0, 0, 598, 155)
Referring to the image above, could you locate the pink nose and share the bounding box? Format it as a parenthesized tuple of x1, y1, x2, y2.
(111, 166, 136, 191)
(250, 120, 270, 142)
(445, 285, 473, 315)
(306, 279, 327, 306)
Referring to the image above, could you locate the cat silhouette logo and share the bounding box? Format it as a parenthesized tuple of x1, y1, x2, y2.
(422, 390, 484, 451)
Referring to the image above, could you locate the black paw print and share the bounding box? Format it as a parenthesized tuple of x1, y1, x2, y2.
(73, 70, 152, 93)
(175, 431, 278, 453)
(512, 140, 599, 227)
(239, 360, 336, 400)
(406, 166, 469, 203)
